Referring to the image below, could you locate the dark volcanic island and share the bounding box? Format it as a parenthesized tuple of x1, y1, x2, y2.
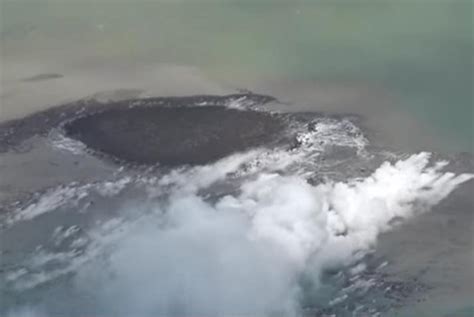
(0, 93, 473, 317)
(64, 105, 284, 166)
(0, 94, 287, 165)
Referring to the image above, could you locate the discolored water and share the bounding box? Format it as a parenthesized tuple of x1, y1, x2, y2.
(0, 1, 473, 316)
(1, 0, 472, 151)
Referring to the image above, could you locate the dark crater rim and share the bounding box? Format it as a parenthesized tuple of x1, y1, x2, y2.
(63, 103, 287, 166)
(0, 94, 279, 154)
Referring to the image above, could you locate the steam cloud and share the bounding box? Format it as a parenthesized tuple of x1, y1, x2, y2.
(5, 152, 473, 317)
(74, 153, 473, 316)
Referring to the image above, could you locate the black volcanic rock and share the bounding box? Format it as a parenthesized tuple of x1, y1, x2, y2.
(0, 94, 280, 156)
(64, 105, 284, 166)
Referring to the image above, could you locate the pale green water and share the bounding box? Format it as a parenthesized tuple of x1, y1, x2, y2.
(1, 0, 473, 150)
(0, 2, 473, 315)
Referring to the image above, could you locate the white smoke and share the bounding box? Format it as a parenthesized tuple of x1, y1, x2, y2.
(79, 197, 300, 317)
(3, 148, 472, 316)
(64, 152, 472, 317)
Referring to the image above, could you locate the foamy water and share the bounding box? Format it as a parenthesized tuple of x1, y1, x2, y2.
(1, 106, 472, 316)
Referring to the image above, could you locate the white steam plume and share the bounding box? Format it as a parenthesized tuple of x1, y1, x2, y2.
(64, 152, 473, 317)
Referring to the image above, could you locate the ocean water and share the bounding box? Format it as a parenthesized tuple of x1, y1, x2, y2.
(1, 0, 472, 151)
(0, 1, 473, 316)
